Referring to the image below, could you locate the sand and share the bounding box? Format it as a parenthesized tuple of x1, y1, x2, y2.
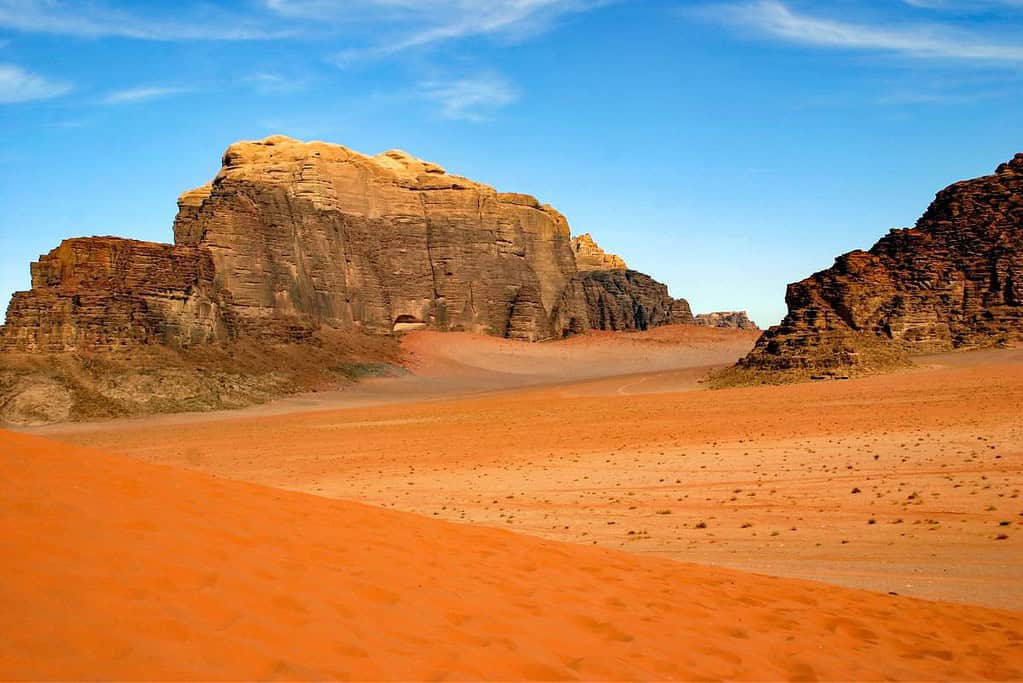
(42, 331, 1023, 611)
(2, 429, 1022, 681)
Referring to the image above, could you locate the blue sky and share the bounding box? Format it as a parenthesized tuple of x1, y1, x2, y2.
(0, 1, 1021, 327)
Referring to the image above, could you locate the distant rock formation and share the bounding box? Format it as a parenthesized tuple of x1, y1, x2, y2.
(694, 311, 758, 330)
(571, 233, 626, 271)
(570, 235, 694, 331)
(2, 136, 592, 350)
(737, 153, 1023, 376)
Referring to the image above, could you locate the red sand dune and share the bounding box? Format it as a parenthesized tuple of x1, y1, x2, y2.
(1, 430, 1021, 681)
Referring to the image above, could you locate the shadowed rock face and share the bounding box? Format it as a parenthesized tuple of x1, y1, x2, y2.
(2, 136, 592, 351)
(740, 153, 1023, 374)
(570, 235, 694, 331)
(580, 270, 694, 331)
(694, 311, 758, 330)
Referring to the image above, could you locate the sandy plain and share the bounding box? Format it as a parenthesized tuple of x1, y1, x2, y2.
(6, 325, 1023, 679)
(28, 326, 1023, 612)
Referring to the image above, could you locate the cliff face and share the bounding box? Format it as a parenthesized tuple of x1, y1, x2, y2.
(2, 238, 230, 353)
(2, 136, 591, 351)
(570, 235, 694, 331)
(694, 311, 758, 330)
(174, 138, 590, 342)
(739, 154, 1023, 375)
(579, 270, 693, 331)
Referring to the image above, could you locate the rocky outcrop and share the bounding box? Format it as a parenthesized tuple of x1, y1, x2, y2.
(694, 311, 758, 330)
(580, 270, 694, 331)
(2, 136, 591, 351)
(1, 237, 230, 353)
(738, 154, 1023, 376)
(570, 235, 694, 331)
(571, 233, 626, 271)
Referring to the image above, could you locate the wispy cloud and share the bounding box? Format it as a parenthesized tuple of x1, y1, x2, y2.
(262, 0, 610, 64)
(701, 0, 1023, 63)
(903, 0, 1023, 9)
(0, 63, 71, 103)
(242, 72, 307, 95)
(0, 0, 288, 40)
(420, 73, 519, 121)
(0, 0, 607, 47)
(103, 86, 190, 104)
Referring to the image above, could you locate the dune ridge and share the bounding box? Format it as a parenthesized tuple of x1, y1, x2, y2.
(1, 430, 1021, 681)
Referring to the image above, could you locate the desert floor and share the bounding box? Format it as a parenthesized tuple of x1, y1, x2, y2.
(3, 430, 1022, 680)
(29, 326, 1022, 613)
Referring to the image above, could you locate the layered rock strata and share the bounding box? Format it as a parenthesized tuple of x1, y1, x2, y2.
(1, 238, 229, 353)
(739, 154, 1023, 374)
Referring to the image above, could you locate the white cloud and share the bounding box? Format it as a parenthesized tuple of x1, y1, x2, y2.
(702, 0, 1023, 63)
(0, 63, 70, 103)
(0, 0, 288, 40)
(263, 0, 609, 63)
(903, 0, 1023, 8)
(0, 0, 607, 47)
(103, 86, 190, 104)
(420, 73, 519, 121)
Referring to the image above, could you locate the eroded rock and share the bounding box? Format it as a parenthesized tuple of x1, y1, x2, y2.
(570, 234, 694, 331)
(694, 311, 759, 330)
(738, 153, 1023, 376)
(2, 136, 592, 351)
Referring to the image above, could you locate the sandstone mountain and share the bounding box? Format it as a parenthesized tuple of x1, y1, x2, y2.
(694, 311, 759, 330)
(570, 235, 694, 330)
(735, 153, 1023, 378)
(0, 136, 703, 422)
(2, 136, 702, 352)
(3, 136, 593, 350)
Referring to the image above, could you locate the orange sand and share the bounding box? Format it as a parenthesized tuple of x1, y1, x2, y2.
(1, 429, 1022, 681)
(45, 333, 1023, 610)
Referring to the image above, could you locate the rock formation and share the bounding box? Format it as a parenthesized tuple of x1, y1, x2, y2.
(570, 235, 693, 331)
(694, 311, 759, 330)
(738, 153, 1023, 376)
(2, 136, 592, 351)
(1, 238, 230, 353)
(571, 233, 626, 271)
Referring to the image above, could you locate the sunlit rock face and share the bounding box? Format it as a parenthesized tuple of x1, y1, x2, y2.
(694, 312, 758, 330)
(2, 136, 593, 350)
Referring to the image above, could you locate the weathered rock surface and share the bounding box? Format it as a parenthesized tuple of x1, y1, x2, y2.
(2, 136, 592, 351)
(580, 270, 694, 331)
(175, 138, 590, 342)
(2, 237, 230, 353)
(738, 154, 1023, 376)
(694, 311, 759, 330)
(570, 234, 694, 331)
(571, 233, 626, 271)
(1, 136, 699, 355)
